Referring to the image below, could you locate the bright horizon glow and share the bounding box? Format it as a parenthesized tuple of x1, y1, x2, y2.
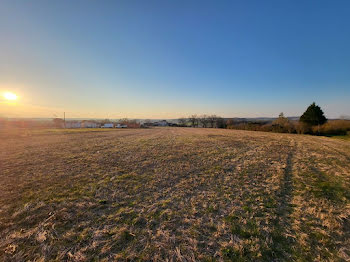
(3, 92, 18, 101)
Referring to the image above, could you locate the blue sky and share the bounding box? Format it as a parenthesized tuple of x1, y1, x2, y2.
(0, 0, 349, 118)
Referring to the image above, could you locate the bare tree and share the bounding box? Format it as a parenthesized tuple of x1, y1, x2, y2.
(119, 118, 129, 124)
(178, 118, 188, 127)
(118, 118, 140, 128)
(226, 119, 235, 128)
(208, 115, 218, 128)
(215, 116, 226, 128)
(199, 115, 209, 128)
(183, 114, 224, 128)
(189, 115, 199, 127)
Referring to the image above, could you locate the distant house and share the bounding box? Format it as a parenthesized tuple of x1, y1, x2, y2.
(154, 120, 168, 127)
(82, 121, 99, 128)
(116, 124, 127, 128)
(65, 121, 81, 128)
(101, 123, 114, 128)
(143, 122, 153, 127)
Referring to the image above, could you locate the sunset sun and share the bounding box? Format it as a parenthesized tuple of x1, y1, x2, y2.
(3, 92, 18, 101)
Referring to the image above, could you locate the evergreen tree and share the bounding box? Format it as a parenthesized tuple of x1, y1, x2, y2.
(300, 102, 327, 126)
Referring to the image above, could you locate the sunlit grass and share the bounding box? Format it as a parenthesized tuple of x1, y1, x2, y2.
(41, 128, 121, 133)
(1, 128, 349, 261)
(0, 128, 125, 139)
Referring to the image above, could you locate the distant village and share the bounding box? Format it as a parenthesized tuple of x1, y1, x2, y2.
(0, 117, 178, 129)
(53, 119, 174, 129)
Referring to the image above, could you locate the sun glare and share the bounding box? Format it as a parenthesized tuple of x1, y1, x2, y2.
(3, 92, 18, 101)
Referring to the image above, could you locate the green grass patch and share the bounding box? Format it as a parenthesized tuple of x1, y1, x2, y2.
(328, 131, 350, 141)
(310, 172, 350, 203)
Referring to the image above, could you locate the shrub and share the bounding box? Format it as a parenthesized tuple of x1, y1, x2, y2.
(271, 114, 295, 133)
(314, 120, 350, 136)
(295, 122, 312, 134)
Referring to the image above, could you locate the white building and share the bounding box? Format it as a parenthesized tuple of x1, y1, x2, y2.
(155, 120, 168, 126)
(116, 124, 127, 128)
(101, 123, 114, 128)
(82, 121, 99, 128)
(65, 121, 81, 128)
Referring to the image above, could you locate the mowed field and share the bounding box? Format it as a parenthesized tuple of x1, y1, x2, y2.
(1, 128, 350, 261)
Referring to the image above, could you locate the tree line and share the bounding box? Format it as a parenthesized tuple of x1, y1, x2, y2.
(178, 103, 350, 136)
(178, 115, 226, 128)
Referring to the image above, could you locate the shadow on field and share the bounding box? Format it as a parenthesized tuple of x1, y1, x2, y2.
(267, 144, 297, 260)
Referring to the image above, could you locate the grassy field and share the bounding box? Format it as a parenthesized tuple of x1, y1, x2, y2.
(1, 127, 350, 261)
(330, 131, 350, 141)
(0, 127, 120, 139)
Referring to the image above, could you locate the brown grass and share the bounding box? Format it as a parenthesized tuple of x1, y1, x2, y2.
(1, 127, 350, 261)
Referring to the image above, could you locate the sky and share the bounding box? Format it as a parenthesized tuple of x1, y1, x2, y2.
(0, 0, 349, 119)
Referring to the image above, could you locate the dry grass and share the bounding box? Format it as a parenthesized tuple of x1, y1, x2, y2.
(0, 128, 121, 139)
(1, 127, 350, 261)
